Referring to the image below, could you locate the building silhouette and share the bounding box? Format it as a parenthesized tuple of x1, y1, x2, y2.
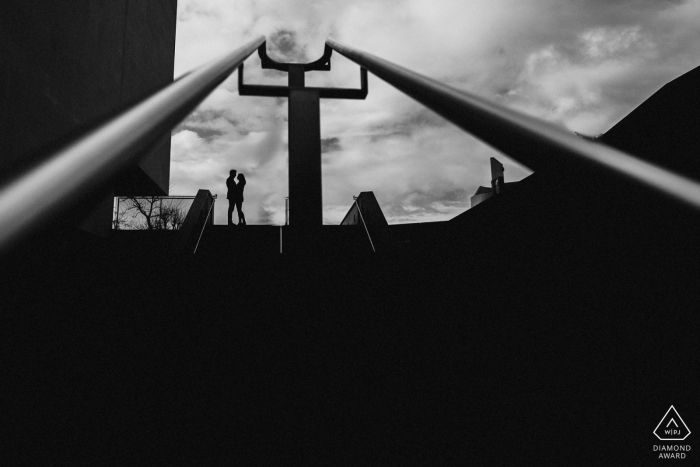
(470, 157, 523, 208)
(0, 1, 177, 236)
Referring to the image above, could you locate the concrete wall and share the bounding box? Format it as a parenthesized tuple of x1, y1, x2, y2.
(340, 192, 390, 227)
(0, 0, 177, 195)
(340, 204, 361, 226)
(470, 192, 492, 208)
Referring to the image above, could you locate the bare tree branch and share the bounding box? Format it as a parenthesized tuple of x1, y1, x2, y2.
(116, 197, 188, 230)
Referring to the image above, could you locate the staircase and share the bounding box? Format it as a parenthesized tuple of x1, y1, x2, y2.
(194, 224, 375, 258)
(194, 224, 282, 256)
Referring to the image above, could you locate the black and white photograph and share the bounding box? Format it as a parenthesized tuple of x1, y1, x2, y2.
(1, 0, 698, 464)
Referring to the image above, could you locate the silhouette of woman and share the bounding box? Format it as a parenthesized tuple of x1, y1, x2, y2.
(226, 169, 237, 225)
(234, 173, 247, 225)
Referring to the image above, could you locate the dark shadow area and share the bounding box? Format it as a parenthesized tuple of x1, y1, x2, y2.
(3, 165, 698, 465)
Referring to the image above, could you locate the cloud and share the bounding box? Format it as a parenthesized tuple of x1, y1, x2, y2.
(267, 29, 309, 62)
(251, 118, 284, 167)
(257, 203, 280, 225)
(321, 137, 342, 153)
(171, 0, 700, 224)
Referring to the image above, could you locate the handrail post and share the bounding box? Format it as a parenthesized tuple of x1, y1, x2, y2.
(354, 196, 376, 253)
(193, 194, 216, 254)
(171, 190, 216, 255)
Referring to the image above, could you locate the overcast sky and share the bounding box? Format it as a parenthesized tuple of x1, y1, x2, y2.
(170, 0, 700, 225)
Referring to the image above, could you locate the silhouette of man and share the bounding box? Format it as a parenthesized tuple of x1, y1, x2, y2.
(226, 170, 237, 225)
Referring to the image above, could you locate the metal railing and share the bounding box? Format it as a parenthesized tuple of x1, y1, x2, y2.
(354, 196, 376, 253)
(285, 197, 289, 226)
(0, 35, 265, 253)
(193, 195, 217, 254)
(326, 38, 700, 211)
(170, 189, 216, 255)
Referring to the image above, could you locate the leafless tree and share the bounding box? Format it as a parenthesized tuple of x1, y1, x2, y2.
(114, 196, 187, 230)
(158, 201, 187, 230)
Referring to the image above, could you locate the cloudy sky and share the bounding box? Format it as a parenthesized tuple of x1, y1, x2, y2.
(170, 0, 700, 225)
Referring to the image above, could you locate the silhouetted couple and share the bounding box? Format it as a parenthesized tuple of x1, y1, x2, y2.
(226, 170, 246, 226)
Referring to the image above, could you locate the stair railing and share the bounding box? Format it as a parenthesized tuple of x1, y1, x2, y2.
(326, 38, 700, 211)
(0, 36, 265, 253)
(354, 196, 376, 253)
(193, 195, 217, 255)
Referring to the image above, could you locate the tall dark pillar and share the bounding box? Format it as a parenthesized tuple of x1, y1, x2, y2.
(288, 88, 322, 227)
(238, 43, 368, 235)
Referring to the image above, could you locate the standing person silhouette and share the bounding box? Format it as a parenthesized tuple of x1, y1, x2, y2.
(226, 169, 237, 225)
(234, 173, 247, 225)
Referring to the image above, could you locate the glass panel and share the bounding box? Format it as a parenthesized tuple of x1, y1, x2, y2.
(113, 196, 196, 230)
